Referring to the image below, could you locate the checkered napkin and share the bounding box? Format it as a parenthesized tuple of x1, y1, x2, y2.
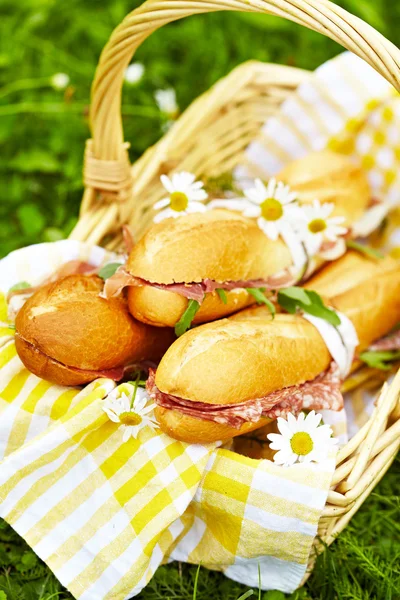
(0, 50, 400, 598)
(0, 240, 336, 597)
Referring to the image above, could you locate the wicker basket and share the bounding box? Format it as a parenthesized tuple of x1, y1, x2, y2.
(69, 0, 400, 581)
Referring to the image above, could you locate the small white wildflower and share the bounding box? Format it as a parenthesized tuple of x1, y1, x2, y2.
(51, 73, 70, 91)
(210, 178, 299, 242)
(153, 171, 208, 222)
(296, 200, 347, 257)
(155, 88, 179, 117)
(267, 411, 338, 467)
(124, 63, 145, 85)
(103, 386, 159, 442)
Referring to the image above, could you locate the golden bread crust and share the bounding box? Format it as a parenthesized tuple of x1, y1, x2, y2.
(277, 150, 370, 225)
(127, 209, 292, 284)
(15, 275, 175, 384)
(128, 286, 255, 327)
(155, 314, 331, 405)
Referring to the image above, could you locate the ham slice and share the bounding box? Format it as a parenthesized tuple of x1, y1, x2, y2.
(122, 225, 135, 254)
(369, 329, 400, 352)
(102, 266, 297, 302)
(147, 362, 343, 429)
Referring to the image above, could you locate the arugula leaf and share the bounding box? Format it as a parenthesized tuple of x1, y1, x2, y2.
(246, 288, 276, 318)
(98, 262, 124, 281)
(347, 240, 384, 259)
(9, 281, 31, 293)
(175, 300, 201, 337)
(359, 350, 400, 371)
(278, 287, 341, 327)
(278, 286, 311, 305)
(216, 288, 228, 304)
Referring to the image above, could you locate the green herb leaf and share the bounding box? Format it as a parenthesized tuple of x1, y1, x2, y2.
(278, 286, 311, 305)
(246, 288, 276, 318)
(175, 300, 201, 337)
(98, 262, 123, 281)
(347, 240, 384, 259)
(278, 287, 341, 327)
(216, 288, 228, 304)
(9, 281, 31, 293)
(359, 350, 400, 371)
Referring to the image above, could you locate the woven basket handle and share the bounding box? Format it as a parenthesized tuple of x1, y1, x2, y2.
(84, 0, 400, 207)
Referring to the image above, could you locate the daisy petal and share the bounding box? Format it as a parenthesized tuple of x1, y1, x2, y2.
(153, 197, 171, 210)
(160, 175, 174, 193)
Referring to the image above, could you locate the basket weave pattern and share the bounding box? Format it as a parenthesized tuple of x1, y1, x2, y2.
(70, 0, 400, 578)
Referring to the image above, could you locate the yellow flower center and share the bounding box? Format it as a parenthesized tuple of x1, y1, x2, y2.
(389, 246, 400, 260)
(170, 191, 189, 212)
(260, 198, 283, 221)
(119, 412, 142, 426)
(290, 432, 314, 456)
(308, 218, 327, 234)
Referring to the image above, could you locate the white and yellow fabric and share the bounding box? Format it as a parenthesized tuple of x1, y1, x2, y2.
(0, 240, 336, 598)
(1, 50, 400, 599)
(237, 51, 400, 213)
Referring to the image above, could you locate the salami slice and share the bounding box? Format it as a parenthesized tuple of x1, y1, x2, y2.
(369, 329, 400, 352)
(147, 362, 343, 429)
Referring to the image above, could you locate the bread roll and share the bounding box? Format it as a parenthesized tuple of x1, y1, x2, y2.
(155, 315, 331, 404)
(332, 268, 400, 351)
(306, 250, 398, 297)
(127, 209, 292, 326)
(155, 407, 273, 445)
(154, 314, 331, 443)
(127, 152, 371, 329)
(15, 275, 174, 386)
(154, 262, 400, 443)
(277, 150, 370, 225)
(128, 286, 254, 328)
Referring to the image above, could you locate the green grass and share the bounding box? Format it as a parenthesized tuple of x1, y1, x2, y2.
(0, 0, 399, 598)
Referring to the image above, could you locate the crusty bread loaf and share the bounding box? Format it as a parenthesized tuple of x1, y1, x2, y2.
(127, 152, 372, 329)
(128, 286, 254, 327)
(128, 209, 292, 284)
(277, 150, 370, 225)
(14, 336, 108, 387)
(15, 275, 175, 385)
(127, 209, 294, 327)
(332, 267, 400, 351)
(154, 407, 272, 444)
(155, 314, 331, 405)
(154, 262, 400, 443)
(234, 258, 400, 352)
(306, 250, 398, 297)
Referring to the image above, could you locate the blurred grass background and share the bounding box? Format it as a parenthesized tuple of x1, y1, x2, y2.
(0, 0, 399, 598)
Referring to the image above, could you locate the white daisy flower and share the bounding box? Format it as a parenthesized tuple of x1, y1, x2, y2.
(296, 200, 347, 257)
(153, 171, 208, 222)
(267, 411, 338, 467)
(209, 178, 299, 241)
(155, 88, 179, 118)
(103, 386, 159, 442)
(124, 63, 145, 85)
(51, 73, 70, 90)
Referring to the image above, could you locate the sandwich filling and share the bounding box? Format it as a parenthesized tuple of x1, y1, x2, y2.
(147, 363, 342, 429)
(101, 266, 296, 302)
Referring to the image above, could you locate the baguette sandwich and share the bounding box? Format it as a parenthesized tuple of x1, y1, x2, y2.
(15, 274, 175, 386)
(103, 151, 383, 332)
(147, 252, 400, 443)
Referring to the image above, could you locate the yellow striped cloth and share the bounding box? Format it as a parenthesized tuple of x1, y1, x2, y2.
(0, 240, 336, 597)
(1, 50, 400, 598)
